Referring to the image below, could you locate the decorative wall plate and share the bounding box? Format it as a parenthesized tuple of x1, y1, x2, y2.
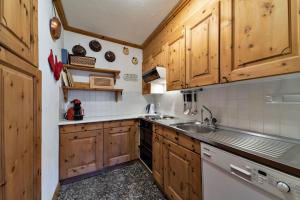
(89, 40, 102, 52)
(72, 44, 86, 56)
(50, 17, 62, 40)
(105, 51, 116, 62)
(132, 57, 138, 65)
(123, 47, 129, 55)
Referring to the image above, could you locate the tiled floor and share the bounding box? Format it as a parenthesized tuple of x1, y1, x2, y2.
(58, 161, 166, 200)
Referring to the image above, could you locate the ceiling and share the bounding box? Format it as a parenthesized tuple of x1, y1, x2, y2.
(61, 0, 180, 46)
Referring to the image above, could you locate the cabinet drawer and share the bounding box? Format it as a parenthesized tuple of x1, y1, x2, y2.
(60, 122, 103, 134)
(104, 126, 131, 134)
(163, 127, 200, 154)
(103, 120, 135, 128)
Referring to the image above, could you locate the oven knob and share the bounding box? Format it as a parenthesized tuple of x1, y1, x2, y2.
(277, 182, 290, 193)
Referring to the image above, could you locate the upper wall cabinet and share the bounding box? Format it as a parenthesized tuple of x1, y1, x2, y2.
(186, 2, 220, 88)
(0, 0, 38, 66)
(167, 28, 186, 91)
(221, 0, 300, 82)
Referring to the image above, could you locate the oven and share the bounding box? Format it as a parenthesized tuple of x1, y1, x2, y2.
(139, 119, 153, 170)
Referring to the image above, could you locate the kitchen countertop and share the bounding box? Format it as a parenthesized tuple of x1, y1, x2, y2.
(58, 114, 143, 125)
(146, 117, 300, 178)
(59, 115, 300, 178)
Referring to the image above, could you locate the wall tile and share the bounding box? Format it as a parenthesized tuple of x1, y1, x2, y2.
(155, 77, 300, 140)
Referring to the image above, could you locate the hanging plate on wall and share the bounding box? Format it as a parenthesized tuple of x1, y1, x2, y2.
(72, 44, 86, 56)
(89, 40, 102, 52)
(123, 47, 129, 55)
(49, 17, 62, 40)
(105, 51, 116, 62)
(132, 57, 138, 65)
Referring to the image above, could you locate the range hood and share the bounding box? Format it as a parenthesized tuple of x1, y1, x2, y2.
(142, 66, 166, 84)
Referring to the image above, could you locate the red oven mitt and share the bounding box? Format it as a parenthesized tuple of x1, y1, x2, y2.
(54, 55, 63, 81)
(48, 49, 55, 72)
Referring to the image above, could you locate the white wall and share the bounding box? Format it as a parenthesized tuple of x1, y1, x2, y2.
(60, 31, 153, 118)
(155, 75, 300, 139)
(38, 1, 64, 199)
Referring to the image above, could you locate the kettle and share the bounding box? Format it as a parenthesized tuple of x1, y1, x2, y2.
(146, 104, 155, 114)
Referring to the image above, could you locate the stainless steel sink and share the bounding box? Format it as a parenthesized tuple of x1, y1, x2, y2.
(144, 115, 175, 121)
(172, 122, 215, 134)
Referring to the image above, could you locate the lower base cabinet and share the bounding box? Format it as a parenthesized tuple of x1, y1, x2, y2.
(152, 132, 164, 188)
(103, 120, 139, 167)
(152, 125, 202, 200)
(59, 120, 138, 180)
(163, 139, 201, 200)
(60, 129, 104, 180)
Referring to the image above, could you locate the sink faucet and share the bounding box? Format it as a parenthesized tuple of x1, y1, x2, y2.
(201, 105, 217, 129)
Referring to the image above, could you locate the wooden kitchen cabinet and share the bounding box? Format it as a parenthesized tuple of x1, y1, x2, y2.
(0, 49, 41, 200)
(103, 120, 138, 167)
(60, 129, 104, 180)
(167, 27, 186, 91)
(185, 2, 220, 88)
(152, 132, 164, 188)
(0, 0, 38, 66)
(221, 0, 300, 82)
(163, 139, 201, 200)
(59, 122, 104, 180)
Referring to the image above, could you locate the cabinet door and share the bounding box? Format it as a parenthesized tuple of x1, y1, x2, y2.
(167, 28, 186, 91)
(221, 0, 300, 82)
(163, 139, 201, 200)
(60, 130, 103, 180)
(186, 2, 220, 87)
(104, 125, 137, 167)
(0, 0, 38, 66)
(152, 132, 164, 188)
(153, 45, 168, 68)
(1, 64, 40, 200)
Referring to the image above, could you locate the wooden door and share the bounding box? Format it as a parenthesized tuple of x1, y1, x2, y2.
(152, 132, 164, 188)
(221, 0, 300, 82)
(186, 2, 220, 88)
(0, 0, 38, 66)
(0, 61, 41, 200)
(167, 28, 186, 91)
(60, 130, 103, 180)
(163, 139, 201, 200)
(104, 124, 137, 167)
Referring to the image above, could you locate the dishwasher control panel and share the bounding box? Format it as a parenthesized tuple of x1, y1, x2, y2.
(201, 143, 300, 200)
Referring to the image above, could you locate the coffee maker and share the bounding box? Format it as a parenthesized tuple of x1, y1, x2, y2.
(65, 99, 84, 120)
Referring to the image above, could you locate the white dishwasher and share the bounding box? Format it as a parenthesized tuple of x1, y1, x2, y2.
(201, 143, 300, 200)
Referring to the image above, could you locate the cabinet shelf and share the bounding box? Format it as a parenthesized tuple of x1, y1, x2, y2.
(62, 86, 123, 102)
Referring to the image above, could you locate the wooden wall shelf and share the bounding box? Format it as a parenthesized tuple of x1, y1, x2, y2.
(63, 86, 123, 102)
(62, 64, 123, 102)
(64, 64, 120, 83)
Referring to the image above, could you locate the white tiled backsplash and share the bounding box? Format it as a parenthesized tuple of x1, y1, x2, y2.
(154, 76, 300, 139)
(61, 90, 153, 118)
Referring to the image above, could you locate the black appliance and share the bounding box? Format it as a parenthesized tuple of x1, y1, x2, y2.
(139, 119, 153, 170)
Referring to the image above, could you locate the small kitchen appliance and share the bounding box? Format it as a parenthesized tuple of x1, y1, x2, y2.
(65, 99, 84, 120)
(146, 104, 155, 114)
